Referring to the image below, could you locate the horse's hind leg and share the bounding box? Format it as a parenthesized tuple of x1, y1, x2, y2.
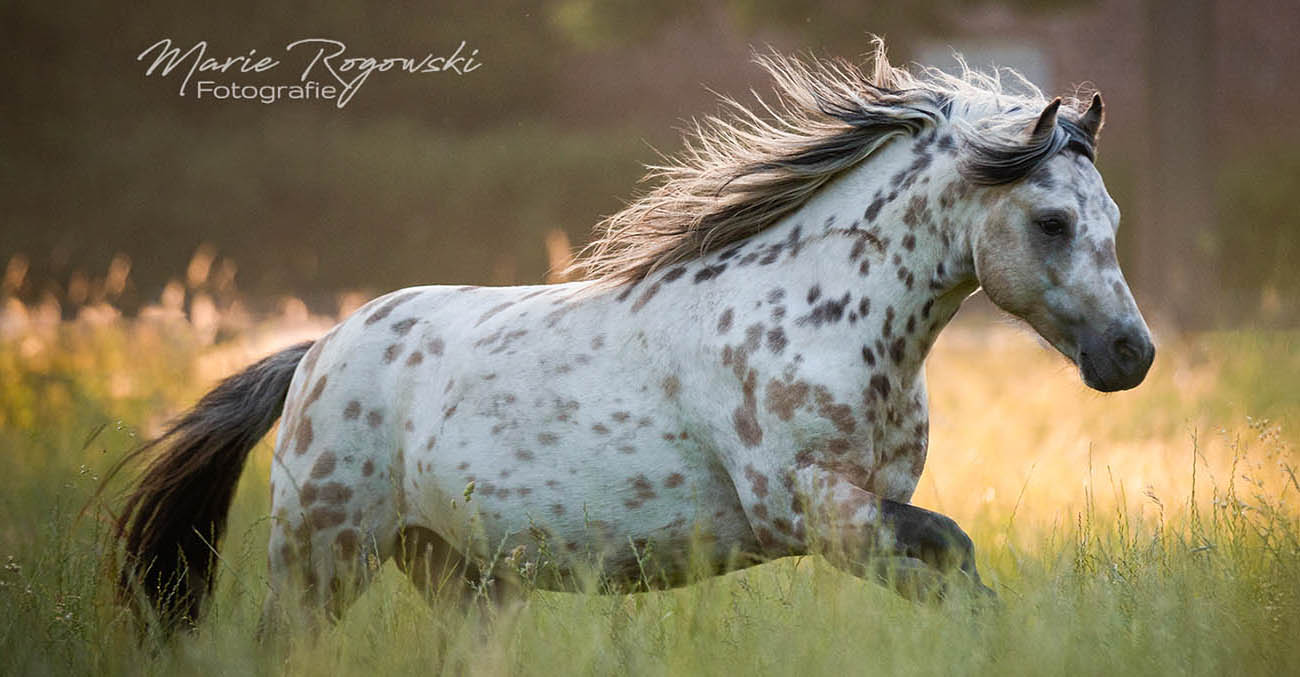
(395, 526, 520, 613)
(395, 526, 476, 608)
(258, 501, 394, 637)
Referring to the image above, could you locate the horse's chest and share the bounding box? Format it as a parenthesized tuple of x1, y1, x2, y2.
(863, 382, 930, 501)
(771, 374, 929, 501)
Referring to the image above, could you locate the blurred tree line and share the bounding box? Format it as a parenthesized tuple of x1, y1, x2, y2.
(1, 0, 1296, 326)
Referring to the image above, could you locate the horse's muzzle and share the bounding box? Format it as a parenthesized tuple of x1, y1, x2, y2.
(1077, 321, 1155, 392)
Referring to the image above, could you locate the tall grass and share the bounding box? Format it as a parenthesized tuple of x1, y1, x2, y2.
(1, 301, 1297, 675)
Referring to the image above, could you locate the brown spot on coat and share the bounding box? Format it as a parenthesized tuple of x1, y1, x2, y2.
(910, 444, 929, 477)
(391, 317, 418, 335)
(630, 282, 662, 313)
(366, 410, 384, 427)
(361, 459, 374, 477)
(406, 351, 424, 366)
(537, 432, 559, 446)
(343, 400, 361, 420)
(383, 343, 402, 363)
(299, 483, 318, 507)
(869, 374, 892, 399)
(902, 194, 931, 229)
(319, 482, 353, 505)
(294, 418, 314, 455)
(661, 375, 681, 398)
(665, 473, 685, 488)
(717, 308, 734, 334)
(693, 263, 727, 283)
(309, 507, 347, 529)
(335, 529, 359, 558)
(300, 339, 325, 375)
(889, 337, 907, 364)
(766, 327, 788, 354)
(305, 376, 328, 407)
(744, 464, 770, 499)
(1091, 238, 1117, 270)
(765, 379, 809, 420)
(475, 301, 516, 326)
(864, 195, 885, 221)
(813, 387, 857, 434)
(544, 304, 575, 328)
(310, 451, 337, 479)
(733, 369, 763, 447)
(624, 474, 658, 509)
(364, 291, 420, 326)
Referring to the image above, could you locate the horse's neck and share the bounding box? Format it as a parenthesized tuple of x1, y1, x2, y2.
(739, 134, 980, 384)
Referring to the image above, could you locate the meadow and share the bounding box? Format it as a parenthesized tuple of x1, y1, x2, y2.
(1, 295, 1297, 676)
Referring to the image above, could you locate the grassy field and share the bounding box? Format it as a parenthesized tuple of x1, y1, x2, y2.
(1, 301, 1297, 676)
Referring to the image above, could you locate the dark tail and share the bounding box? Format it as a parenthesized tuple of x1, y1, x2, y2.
(115, 341, 312, 630)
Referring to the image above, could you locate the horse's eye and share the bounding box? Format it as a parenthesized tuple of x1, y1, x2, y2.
(1035, 215, 1068, 237)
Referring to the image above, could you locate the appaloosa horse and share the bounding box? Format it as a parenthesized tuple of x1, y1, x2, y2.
(116, 39, 1154, 631)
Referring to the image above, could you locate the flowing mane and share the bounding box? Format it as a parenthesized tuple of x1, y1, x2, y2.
(569, 38, 1100, 286)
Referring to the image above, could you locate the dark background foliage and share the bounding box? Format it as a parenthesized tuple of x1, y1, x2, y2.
(3, 0, 1298, 325)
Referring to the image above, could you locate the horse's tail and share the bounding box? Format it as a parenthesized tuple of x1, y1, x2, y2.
(115, 341, 313, 630)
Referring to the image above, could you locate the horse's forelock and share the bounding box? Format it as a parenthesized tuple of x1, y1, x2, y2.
(957, 110, 1099, 186)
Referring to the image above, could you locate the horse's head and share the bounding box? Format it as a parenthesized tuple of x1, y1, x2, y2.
(970, 95, 1154, 392)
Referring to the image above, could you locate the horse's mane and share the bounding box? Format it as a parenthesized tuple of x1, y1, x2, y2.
(568, 37, 1099, 286)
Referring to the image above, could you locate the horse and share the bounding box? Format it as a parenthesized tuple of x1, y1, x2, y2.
(114, 39, 1154, 633)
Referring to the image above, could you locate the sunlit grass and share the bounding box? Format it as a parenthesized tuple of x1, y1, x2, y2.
(1, 300, 1297, 675)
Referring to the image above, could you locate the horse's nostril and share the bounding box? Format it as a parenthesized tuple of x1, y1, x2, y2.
(1113, 336, 1138, 364)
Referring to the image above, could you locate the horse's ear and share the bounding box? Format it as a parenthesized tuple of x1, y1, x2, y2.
(1029, 97, 1062, 140)
(1079, 92, 1105, 141)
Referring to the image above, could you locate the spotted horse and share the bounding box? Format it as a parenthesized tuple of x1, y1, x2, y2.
(115, 39, 1155, 633)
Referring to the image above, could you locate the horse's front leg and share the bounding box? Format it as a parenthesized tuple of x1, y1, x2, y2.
(864, 496, 995, 600)
(738, 466, 993, 601)
(820, 480, 993, 600)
